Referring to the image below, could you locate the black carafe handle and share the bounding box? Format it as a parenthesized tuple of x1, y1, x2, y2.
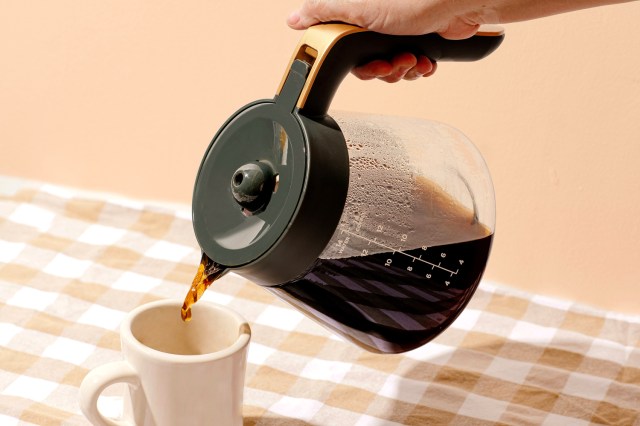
(276, 24, 504, 117)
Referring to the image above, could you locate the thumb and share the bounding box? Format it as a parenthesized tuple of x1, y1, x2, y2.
(287, 10, 318, 29)
(287, 1, 363, 30)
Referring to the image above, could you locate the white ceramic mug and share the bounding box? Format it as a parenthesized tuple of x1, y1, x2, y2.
(79, 299, 251, 426)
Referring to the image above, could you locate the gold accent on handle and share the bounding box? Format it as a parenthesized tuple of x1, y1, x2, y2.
(276, 24, 366, 110)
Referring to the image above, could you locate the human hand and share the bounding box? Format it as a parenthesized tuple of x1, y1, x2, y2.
(287, 0, 483, 82)
(287, 0, 482, 38)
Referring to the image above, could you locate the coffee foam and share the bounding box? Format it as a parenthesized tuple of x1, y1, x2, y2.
(320, 111, 493, 259)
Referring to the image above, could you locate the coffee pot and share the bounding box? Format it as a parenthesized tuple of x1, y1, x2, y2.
(192, 24, 503, 353)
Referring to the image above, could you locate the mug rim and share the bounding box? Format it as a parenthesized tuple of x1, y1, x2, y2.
(120, 299, 251, 363)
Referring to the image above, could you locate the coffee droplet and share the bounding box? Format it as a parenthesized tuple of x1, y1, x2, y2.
(180, 252, 227, 322)
(181, 304, 192, 322)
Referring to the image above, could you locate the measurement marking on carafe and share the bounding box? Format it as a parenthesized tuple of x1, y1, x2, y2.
(340, 229, 458, 275)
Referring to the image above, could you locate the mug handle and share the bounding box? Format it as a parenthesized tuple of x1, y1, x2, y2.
(79, 361, 139, 426)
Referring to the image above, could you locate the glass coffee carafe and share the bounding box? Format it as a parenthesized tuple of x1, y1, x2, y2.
(190, 23, 503, 353)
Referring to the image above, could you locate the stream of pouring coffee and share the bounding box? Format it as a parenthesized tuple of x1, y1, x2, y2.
(181, 253, 226, 321)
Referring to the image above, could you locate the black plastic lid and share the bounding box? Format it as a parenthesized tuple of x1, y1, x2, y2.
(192, 60, 350, 285)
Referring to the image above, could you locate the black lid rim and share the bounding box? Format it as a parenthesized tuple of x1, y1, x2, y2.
(192, 99, 308, 268)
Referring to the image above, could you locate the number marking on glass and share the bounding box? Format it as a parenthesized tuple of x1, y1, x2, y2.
(339, 227, 458, 277)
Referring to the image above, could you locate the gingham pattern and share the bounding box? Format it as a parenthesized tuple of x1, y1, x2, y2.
(1, 180, 639, 426)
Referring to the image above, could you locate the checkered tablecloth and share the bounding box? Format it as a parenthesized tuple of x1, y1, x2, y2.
(1, 178, 639, 425)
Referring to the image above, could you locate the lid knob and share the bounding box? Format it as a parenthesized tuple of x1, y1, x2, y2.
(230, 161, 276, 216)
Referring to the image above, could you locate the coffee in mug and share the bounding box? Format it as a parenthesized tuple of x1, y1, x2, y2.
(79, 299, 250, 426)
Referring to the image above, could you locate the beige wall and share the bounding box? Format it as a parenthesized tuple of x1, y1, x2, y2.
(2, 1, 639, 313)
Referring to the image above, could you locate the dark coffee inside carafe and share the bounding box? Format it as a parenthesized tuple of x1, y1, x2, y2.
(267, 234, 492, 354)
